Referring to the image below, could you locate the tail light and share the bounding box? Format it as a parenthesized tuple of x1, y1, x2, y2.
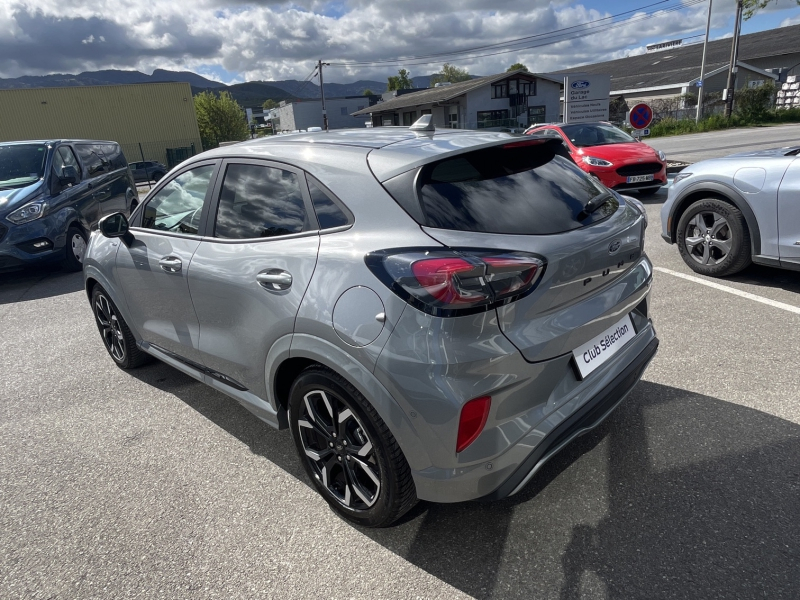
(457, 396, 491, 453)
(365, 248, 546, 317)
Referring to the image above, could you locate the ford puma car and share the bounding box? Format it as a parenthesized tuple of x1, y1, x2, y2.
(661, 145, 800, 277)
(84, 119, 658, 527)
(525, 122, 667, 195)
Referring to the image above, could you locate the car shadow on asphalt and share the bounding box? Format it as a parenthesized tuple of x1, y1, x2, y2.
(0, 267, 84, 305)
(130, 363, 800, 600)
(722, 263, 800, 294)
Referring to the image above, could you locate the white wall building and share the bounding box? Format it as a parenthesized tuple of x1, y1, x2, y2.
(273, 97, 376, 132)
(352, 69, 563, 129)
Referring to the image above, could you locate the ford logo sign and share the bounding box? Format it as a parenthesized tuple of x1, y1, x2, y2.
(608, 240, 622, 254)
(571, 80, 591, 89)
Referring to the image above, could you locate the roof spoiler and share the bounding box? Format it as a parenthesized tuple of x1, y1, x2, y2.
(409, 115, 435, 132)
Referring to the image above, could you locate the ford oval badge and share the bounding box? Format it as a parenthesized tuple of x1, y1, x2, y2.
(608, 240, 622, 254)
(571, 80, 590, 89)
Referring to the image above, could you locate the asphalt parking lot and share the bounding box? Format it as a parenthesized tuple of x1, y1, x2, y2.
(2, 148, 800, 599)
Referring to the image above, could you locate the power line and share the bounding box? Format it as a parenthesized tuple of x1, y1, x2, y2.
(328, 0, 707, 68)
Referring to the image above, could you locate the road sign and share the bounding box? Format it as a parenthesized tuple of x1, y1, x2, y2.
(695, 81, 703, 87)
(631, 128, 650, 137)
(629, 103, 653, 130)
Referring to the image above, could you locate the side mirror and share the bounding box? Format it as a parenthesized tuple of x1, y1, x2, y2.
(99, 212, 129, 238)
(59, 165, 79, 186)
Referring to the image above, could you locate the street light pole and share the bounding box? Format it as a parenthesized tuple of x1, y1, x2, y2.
(724, 0, 744, 118)
(318, 59, 330, 131)
(696, 0, 713, 123)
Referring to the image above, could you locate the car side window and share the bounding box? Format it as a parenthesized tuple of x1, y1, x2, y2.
(308, 178, 351, 229)
(213, 163, 309, 239)
(75, 144, 108, 178)
(102, 144, 127, 170)
(53, 146, 81, 181)
(141, 165, 215, 235)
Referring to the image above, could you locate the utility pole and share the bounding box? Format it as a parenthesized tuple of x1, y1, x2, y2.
(695, 0, 713, 123)
(724, 0, 743, 118)
(318, 59, 330, 131)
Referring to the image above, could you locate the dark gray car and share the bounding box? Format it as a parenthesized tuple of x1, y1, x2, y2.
(0, 140, 137, 272)
(83, 121, 658, 527)
(129, 160, 167, 183)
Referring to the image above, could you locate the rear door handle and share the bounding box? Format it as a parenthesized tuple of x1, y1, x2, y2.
(257, 269, 292, 290)
(159, 256, 182, 273)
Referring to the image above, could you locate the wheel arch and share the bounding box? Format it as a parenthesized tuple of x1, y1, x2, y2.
(668, 181, 761, 256)
(267, 334, 432, 472)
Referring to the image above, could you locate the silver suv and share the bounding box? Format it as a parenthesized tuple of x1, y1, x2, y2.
(84, 122, 658, 527)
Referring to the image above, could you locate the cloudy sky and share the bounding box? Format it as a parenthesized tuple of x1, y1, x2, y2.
(1, 0, 799, 83)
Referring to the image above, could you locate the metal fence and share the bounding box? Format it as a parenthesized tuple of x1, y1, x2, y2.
(118, 139, 200, 172)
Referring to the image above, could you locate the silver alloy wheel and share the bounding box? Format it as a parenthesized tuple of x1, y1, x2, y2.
(298, 390, 381, 509)
(94, 294, 126, 362)
(71, 233, 87, 263)
(684, 211, 732, 266)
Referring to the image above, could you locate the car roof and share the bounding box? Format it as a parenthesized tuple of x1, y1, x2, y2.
(0, 139, 118, 145)
(201, 128, 526, 182)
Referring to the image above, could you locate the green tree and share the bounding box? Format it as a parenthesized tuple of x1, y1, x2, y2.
(743, 0, 800, 19)
(387, 69, 413, 91)
(363, 89, 374, 96)
(507, 63, 529, 72)
(194, 91, 250, 150)
(430, 63, 471, 85)
(262, 99, 279, 110)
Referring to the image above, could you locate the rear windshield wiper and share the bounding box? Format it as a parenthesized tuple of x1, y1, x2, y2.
(578, 193, 612, 220)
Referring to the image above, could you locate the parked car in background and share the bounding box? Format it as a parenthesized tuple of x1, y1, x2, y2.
(84, 121, 657, 527)
(129, 160, 167, 183)
(525, 122, 667, 195)
(661, 145, 800, 277)
(0, 140, 137, 272)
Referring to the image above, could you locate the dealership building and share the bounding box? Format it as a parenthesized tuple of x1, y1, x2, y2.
(0, 82, 203, 168)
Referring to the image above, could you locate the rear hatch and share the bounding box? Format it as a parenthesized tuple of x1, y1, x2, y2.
(379, 138, 649, 362)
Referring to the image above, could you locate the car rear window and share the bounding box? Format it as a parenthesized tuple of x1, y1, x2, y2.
(418, 142, 617, 235)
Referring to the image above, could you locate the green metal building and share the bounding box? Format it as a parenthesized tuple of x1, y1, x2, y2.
(0, 82, 203, 168)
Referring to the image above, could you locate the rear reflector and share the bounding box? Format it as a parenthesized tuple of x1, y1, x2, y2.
(457, 396, 492, 453)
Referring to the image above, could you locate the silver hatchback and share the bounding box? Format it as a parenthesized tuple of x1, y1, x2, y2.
(84, 122, 658, 527)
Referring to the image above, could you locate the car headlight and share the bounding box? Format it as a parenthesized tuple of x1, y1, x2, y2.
(624, 195, 648, 228)
(657, 150, 666, 161)
(582, 156, 613, 167)
(673, 171, 692, 184)
(6, 199, 48, 225)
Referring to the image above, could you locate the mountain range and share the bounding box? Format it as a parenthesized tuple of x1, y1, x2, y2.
(0, 68, 441, 109)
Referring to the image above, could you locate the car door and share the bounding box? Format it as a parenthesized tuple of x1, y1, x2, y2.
(74, 143, 118, 217)
(115, 161, 219, 363)
(187, 159, 320, 398)
(778, 157, 800, 263)
(50, 144, 95, 229)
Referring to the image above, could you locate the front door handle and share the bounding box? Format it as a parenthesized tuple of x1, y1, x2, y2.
(159, 256, 182, 273)
(257, 269, 292, 290)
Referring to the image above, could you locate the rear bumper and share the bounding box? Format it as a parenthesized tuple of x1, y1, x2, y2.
(480, 335, 659, 500)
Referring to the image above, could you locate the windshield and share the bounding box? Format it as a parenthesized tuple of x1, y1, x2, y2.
(418, 142, 617, 235)
(560, 124, 635, 147)
(0, 144, 48, 189)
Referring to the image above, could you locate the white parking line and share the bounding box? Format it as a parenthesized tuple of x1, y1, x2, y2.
(655, 267, 800, 315)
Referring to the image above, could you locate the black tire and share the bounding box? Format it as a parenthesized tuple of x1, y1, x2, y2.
(91, 285, 151, 369)
(62, 225, 87, 272)
(289, 366, 417, 527)
(129, 199, 138, 215)
(676, 198, 751, 277)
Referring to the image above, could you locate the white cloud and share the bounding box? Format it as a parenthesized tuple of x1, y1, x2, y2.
(0, 0, 796, 81)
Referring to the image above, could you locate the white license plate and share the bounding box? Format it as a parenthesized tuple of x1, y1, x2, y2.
(572, 314, 636, 379)
(627, 174, 654, 183)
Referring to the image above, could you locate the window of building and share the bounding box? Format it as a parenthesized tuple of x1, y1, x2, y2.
(402, 111, 417, 126)
(520, 81, 536, 96)
(421, 109, 432, 115)
(509, 79, 518, 94)
(214, 163, 308, 239)
(476, 110, 510, 129)
(340, 107, 348, 115)
(491, 83, 508, 99)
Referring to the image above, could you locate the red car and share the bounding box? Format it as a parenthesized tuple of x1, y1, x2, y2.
(525, 122, 667, 195)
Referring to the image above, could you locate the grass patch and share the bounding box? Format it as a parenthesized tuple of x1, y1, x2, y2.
(647, 108, 800, 138)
